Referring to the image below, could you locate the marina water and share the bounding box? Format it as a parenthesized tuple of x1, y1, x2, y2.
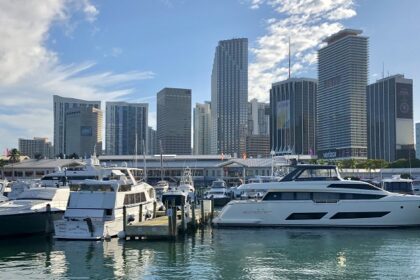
(1, 228, 420, 279)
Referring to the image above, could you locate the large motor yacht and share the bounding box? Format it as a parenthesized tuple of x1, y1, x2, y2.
(213, 165, 420, 228)
(162, 168, 195, 206)
(0, 184, 70, 238)
(204, 179, 231, 207)
(54, 168, 156, 240)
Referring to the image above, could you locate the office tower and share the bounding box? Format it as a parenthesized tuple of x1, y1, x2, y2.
(211, 38, 248, 157)
(270, 78, 317, 155)
(367, 74, 414, 161)
(248, 98, 270, 136)
(246, 135, 270, 158)
(65, 107, 103, 157)
(53, 95, 101, 156)
(317, 29, 368, 159)
(105, 102, 148, 155)
(193, 102, 212, 155)
(147, 126, 157, 155)
(157, 88, 191, 155)
(18, 137, 53, 159)
(416, 123, 420, 160)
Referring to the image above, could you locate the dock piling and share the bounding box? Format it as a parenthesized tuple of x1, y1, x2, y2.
(139, 204, 143, 222)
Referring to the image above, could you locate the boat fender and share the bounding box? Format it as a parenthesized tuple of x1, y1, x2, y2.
(127, 215, 135, 223)
(117, 231, 126, 239)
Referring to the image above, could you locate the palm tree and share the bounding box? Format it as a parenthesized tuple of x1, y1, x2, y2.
(8, 148, 21, 163)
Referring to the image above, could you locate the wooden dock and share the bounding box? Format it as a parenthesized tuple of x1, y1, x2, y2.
(123, 199, 215, 240)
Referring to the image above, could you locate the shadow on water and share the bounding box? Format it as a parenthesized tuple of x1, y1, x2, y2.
(1, 228, 420, 279)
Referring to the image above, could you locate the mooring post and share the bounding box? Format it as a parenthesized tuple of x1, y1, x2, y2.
(172, 206, 177, 237)
(210, 198, 215, 223)
(167, 207, 172, 236)
(45, 203, 52, 234)
(200, 200, 204, 226)
(123, 206, 127, 233)
(153, 201, 157, 218)
(139, 204, 143, 222)
(181, 201, 185, 232)
(191, 202, 196, 228)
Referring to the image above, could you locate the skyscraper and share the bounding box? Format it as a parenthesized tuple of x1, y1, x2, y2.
(367, 74, 414, 161)
(416, 123, 420, 160)
(18, 137, 53, 159)
(65, 107, 103, 157)
(317, 29, 368, 159)
(270, 78, 317, 155)
(147, 126, 157, 155)
(53, 95, 101, 156)
(157, 88, 191, 155)
(193, 102, 212, 155)
(248, 98, 270, 136)
(105, 102, 148, 155)
(211, 38, 248, 157)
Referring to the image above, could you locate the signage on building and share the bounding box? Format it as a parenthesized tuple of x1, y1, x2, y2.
(276, 100, 290, 130)
(396, 83, 412, 119)
(322, 150, 337, 159)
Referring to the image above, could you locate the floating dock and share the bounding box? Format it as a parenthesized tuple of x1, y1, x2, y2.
(123, 200, 215, 240)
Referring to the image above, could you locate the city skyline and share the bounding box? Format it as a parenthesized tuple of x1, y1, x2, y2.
(0, 1, 419, 151)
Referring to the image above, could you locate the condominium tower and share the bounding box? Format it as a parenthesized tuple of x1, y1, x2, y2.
(270, 78, 317, 155)
(317, 29, 368, 159)
(193, 102, 212, 155)
(157, 88, 191, 155)
(18, 137, 53, 159)
(53, 95, 101, 156)
(105, 102, 148, 155)
(211, 38, 248, 157)
(65, 107, 103, 157)
(367, 74, 414, 161)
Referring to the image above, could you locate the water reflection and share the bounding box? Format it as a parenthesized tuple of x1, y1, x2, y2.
(1, 228, 420, 279)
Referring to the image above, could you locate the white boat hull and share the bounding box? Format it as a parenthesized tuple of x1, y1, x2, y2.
(213, 197, 420, 228)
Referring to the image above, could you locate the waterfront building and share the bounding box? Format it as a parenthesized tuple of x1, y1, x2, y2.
(18, 137, 53, 159)
(147, 126, 157, 155)
(270, 78, 317, 155)
(317, 29, 368, 159)
(157, 88, 191, 155)
(211, 38, 248, 156)
(53, 95, 101, 156)
(193, 102, 212, 155)
(248, 98, 270, 136)
(246, 135, 270, 158)
(367, 74, 415, 161)
(417, 123, 420, 160)
(105, 102, 148, 155)
(65, 107, 103, 157)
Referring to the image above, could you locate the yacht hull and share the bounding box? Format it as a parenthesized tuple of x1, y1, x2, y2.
(54, 218, 122, 240)
(0, 211, 64, 238)
(213, 199, 420, 228)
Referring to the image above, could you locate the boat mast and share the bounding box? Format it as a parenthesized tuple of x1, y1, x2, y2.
(159, 140, 164, 181)
(142, 139, 147, 182)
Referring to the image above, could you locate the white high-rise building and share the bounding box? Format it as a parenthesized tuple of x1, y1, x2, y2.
(248, 98, 269, 136)
(317, 29, 368, 159)
(53, 95, 101, 156)
(211, 38, 248, 156)
(193, 102, 211, 155)
(19, 137, 53, 159)
(416, 123, 420, 160)
(105, 102, 148, 155)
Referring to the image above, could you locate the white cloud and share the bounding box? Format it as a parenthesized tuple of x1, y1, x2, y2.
(247, 0, 357, 102)
(0, 0, 154, 151)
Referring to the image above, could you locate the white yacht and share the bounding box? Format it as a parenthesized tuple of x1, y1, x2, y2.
(381, 175, 414, 195)
(204, 179, 231, 207)
(213, 165, 420, 228)
(0, 184, 70, 237)
(54, 168, 156, 240)
(154, 180, 169, 198)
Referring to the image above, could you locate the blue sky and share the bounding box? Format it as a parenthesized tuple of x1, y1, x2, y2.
(0, 0, 419, 152)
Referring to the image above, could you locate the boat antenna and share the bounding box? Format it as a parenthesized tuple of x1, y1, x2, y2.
(288, 36, 291, 79)
(159, 140, 164, 181)
(142, 139, 147, 182)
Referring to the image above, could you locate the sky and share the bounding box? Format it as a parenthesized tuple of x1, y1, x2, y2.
(0, 0, 419, 152)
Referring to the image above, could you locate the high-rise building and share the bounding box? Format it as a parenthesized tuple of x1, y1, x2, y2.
(270, 78, 317, 155)
(18, 137, 53, 159)
(248, 98, 270, 136)
(416, 123, 420, 160)
(367, 74, 414, 162)
(317, 29, 368, 159)
(53, 95, 101, 156)
(193, 102, 212, 155)
(246, 135, 270, 158)
(211, 38, 248, 157)
(65, 107, 103, 157)
(105, 102, 148, 155)
(157, 88, 191, 155)
(147, 126, 157, 155)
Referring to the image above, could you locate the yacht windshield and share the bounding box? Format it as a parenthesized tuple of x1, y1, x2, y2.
(70, 184, 114, 192)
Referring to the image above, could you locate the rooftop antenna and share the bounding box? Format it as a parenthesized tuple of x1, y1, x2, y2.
(288, 36, 291, 79)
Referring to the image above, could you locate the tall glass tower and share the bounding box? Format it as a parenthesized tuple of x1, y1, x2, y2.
(211, 38, 248, 157)
(317, 29, 368, 159)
